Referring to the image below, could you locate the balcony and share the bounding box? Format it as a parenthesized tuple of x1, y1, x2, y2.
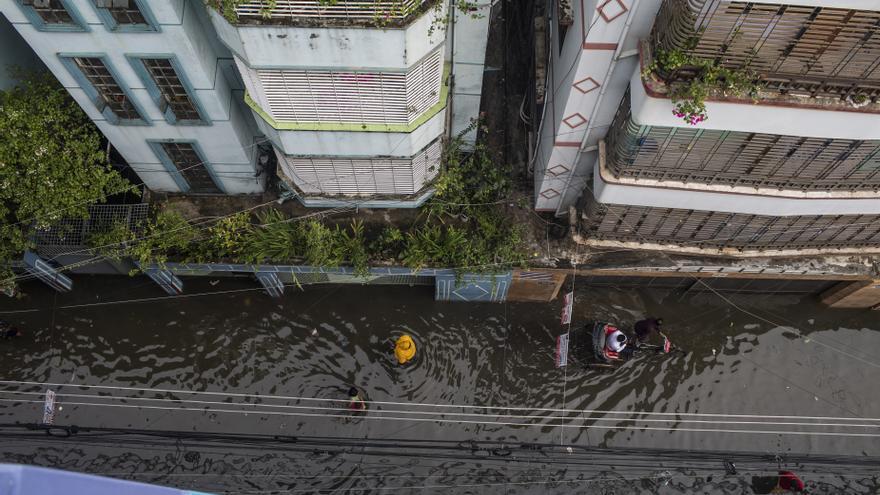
(275, 139, 442, 199)
(212, 0, 438, 27)
(646, 0, 880, 114)
(580, 192, 880, 252)
(606, 91, 880, 192)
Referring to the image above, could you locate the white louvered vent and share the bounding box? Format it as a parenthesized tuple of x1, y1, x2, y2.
(253, 49, 442, 125)
(281, 140, 442, 196)
(234, 0, 426, 20)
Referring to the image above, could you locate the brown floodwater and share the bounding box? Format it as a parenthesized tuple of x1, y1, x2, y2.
(0, 276, 878, 494)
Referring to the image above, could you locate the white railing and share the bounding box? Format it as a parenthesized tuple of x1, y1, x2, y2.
(234, 0, 427, 20)
(282, 140, 442, 196)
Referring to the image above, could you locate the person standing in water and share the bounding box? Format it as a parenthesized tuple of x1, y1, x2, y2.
(348, 387, 366, 412)
(0, 321, 22, 340)
(634, 317, 663, 343)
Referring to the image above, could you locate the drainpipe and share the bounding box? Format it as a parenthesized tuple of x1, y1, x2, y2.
(528, 0, 556, 177)
(554, 0, 641, 216)
(446, 0, 456, 141)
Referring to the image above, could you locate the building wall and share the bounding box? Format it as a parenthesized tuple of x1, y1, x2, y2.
(208, 1, 491, 205)
(0, 0, 264, 194)
(0, 11, 45, 89)
(566, 0, 880, 252)
(580, 192, 880, 250)
(208, 3, 450, 202)
(605, 96, 880, 191)
(533, 0, 662, 213)
(448, 1, 492, 148)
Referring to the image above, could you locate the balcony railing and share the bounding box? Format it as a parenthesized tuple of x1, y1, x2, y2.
(232, 0, 429, 22)
(651, 0, 880, 100)
(581, 196, 880, 250)
(605, 89, 880, 191)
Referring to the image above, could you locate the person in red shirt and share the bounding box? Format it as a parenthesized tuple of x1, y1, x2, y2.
(348, 387, 366, 412)
(777, 471, 805, 492)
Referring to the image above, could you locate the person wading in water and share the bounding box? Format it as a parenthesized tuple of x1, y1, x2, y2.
(634, 317, 663, 344)
(348, 387, 366, 412)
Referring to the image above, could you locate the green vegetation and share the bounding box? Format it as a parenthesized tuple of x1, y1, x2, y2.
(645, 48, 760, 125)
(85, 141, 526, 277)
(208, 0, 476, 30)
(210, 0, 426, 24)
(0, 71, 134, 292)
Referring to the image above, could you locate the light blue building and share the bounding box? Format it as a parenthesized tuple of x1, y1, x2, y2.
(0, 0, 493, 207)
(0, 0, 267, 195)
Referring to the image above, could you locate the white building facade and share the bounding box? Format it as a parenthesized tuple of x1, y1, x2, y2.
(0, 0, 267, 195)
(207, 0, 491, 207)
(535, 0, 880, 253)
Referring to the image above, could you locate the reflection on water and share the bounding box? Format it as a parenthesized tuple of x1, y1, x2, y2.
(0, 277, 878, 493)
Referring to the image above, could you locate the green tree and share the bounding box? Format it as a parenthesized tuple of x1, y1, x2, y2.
(0, 71, 133, 290)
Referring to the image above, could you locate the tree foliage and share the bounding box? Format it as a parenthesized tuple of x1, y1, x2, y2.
(0, 71, 132, 289)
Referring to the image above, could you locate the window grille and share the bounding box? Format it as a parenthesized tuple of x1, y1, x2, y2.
(72, 57, 142, 121)
(23, 0, 74, 24)
(93, 0, 147, 25)
(604, 89, 880, 191)
(160, 143, 222, 194)
(581, 195, 880, 250)
(141, 58, 202, 122)
(281, 140, 441, 196)
(252, 49, 443, 125)
(652, 0, 880, 95)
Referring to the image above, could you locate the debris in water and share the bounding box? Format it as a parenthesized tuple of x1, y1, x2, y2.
(209, 280, 220, 286)
(311, 329, 318, 336)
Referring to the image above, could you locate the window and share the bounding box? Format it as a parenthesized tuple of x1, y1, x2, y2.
(96, 0, 145, 23)
(138, 58, 206, 124)
(70, 57, 144, 123)
(18, 0, 87, 31)
(156, 142, 222, 194)
(243, 48, 444, 126)
(24, 0, 72, 23)
(92, 0, 157, 31)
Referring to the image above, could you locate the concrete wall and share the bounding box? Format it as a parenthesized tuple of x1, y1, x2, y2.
(449, 0, 492, 148)
(533, 0, 661, 214)
(207, 2, 486, 205)
(0, 0, 263, 194)
(209, 5, 446, 71)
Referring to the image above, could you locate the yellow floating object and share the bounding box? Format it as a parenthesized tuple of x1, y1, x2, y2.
(395, 334, 416, 365)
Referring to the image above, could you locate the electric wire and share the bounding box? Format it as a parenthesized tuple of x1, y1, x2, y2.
(1, 380, 877, 423)
(1, 390, 876, 430)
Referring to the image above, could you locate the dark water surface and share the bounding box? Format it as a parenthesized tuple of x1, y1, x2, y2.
(0, 277, 878, 493)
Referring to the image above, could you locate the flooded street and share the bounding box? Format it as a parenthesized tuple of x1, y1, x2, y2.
(0, 277, 878, 493)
